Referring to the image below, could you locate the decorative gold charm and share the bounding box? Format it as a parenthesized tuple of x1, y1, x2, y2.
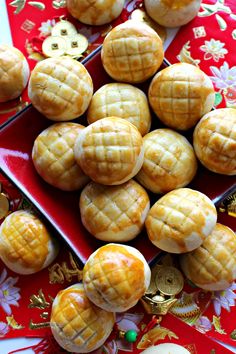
(51, 20, 77, 37)
(218, 191, 236, 217)
(141, 265, 184, 315)
(48, 252, 83, 284)
(130, 9, 166, 43)
(65, 34, 88, 57)
(29, 289, 51, 309)
(0, 193, 10, 220)
(42, 36, 67, 57)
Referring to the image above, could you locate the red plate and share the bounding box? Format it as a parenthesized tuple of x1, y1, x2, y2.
(0, 49, 235, 264)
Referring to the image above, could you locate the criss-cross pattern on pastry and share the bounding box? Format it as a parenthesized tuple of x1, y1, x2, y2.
(1, 213, 48, 269)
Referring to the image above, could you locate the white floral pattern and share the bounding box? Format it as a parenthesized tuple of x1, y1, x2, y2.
(38, 19, 56, 37)
(0, 269, 20, 315)
(210, 61, 236, 89)
(200, 39, 228, 61)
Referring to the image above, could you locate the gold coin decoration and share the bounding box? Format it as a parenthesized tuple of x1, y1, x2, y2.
(42, 20, 88, 59)
(130, 9, 167, 43)
(155, 266, 184, 296)
(0, 193, 10, 219)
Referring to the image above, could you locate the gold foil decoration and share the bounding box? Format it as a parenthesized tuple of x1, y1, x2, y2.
(29, 319, 50, 329)
(48, 252, 82, 284)
(230, 329, 236, 340)
(29, 289, 50, 309)
(21, 19, 35, 33)
(218, 192, 236, 217)
(141, 265, 184, 315)
(130, 9, 167, 43)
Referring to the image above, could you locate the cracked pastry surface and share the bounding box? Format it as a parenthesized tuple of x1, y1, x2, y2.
(180, 223, 236, 291)
(32, 123, 89, 191)
(0, 210, 58, 274)
(87, 83, 151, 136)
(136, 129, 197, 193)
(67, 0, 125, 25)
(80, 179, 150, 241)
(101, 20, 164, 83)
(148, 63, 215, 130)
(83, 244, 151, 312)
(28, 56, 93, 120)
(74, 117, 144, 185)
(50, 283, 115, 353)
(0, 44, 29, 102)
(193, 108, 236, 175)
(145, 188, 217, 253)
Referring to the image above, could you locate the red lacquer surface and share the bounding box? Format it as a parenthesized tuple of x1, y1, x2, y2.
(0, 50, 235, 264)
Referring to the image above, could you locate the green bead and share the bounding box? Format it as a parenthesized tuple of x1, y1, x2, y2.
(124, 329, 138, 343)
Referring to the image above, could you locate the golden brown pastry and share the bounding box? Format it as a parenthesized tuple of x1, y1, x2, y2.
(193, 108, 236, 175)
(144, 0, 201, 28)
(145, 188, 217, 253)
(0, 210, 58, 274)
(50, 283, 115, 353)
(80, 179, 150, 242)
(32, 123, 89, 191)
(180, 223, 236, 291)
(0, 44, 29, 102)
(28, 56, 93, 121)
(148, 63, 215, 130)
(74, 117, 144, 185)
(101, 20, 164, 83)
(136, 129, 197, 193)
(83, 244, 151, 312)
(141, 343, 190, 354)
(67, 0, 125, 25)
(87, 83, 151, 136)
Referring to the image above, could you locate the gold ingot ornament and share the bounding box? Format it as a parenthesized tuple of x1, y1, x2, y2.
(141, 265, 184, 315)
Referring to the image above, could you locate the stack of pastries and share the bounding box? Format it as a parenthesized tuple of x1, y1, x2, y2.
(1, 7, 235, 353)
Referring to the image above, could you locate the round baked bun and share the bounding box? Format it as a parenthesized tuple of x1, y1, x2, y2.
(145, 188, 217, 253)
(83, 244, 151, 312)
(32, 123, 89, 191)
(148, 63, 215, 130)
(101, 20, 164, 83)
(87, 83, 151, 136)
(141, 343, 190, 354)
(67, 0, 125, 25)
(180, 223, 236, 291)
(50, 283, 115, 353)
(80, 180, 150, 242)
(136, 129, 197, 193)
(0, 44, 29, 103)
(28, 56, 93, 121)
(144, 0, 201, 28)
(74, 117, 144, 185)
(0, 210, 58, 274)
(193, 108, 236, 175)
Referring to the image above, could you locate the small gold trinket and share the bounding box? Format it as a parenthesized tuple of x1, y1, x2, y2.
(141, 265, 184, 315)
(51, 20, 77, 37)
(65, 34, 88, 56)
(42, 36, 67, 57)
(130, 9, 167, 43)
(218, 192, 236, 218)
(0, 193, 10, 219)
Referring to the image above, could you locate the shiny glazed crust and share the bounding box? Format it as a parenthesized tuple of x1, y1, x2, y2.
(74, 117, 144, 185)
(0, 44, 29, 102)
(193, 108, 236, 175)
(80, 179, 150, 241)
(180, 223, 236, 291)
(136, 129, 197, 193)
(67, 0, 125, 25)
(148, 63, 215, 130)
(101, 20, 164, 83)
(145, 188, 217, 253)
(144, 0, 201, 27)
(87, 83, 151, 136)
(32, 123, 89, 191)
(28, 56, 93, 120)
(50, 284, 115, 353)
(83, 244, 151, 312)
(0, 210, 58, 274)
